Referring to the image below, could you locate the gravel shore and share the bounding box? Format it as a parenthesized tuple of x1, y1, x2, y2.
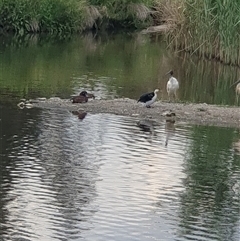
(25, 97, 240, 128)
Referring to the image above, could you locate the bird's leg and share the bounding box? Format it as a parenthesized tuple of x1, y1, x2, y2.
(168, 95, 171, 103)
(146, 105, 151, 108)
(173, 93, 176, 103)
(174, 91, 178, 102)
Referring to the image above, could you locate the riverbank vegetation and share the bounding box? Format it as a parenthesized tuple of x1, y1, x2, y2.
(1, 0, 240, 65)
(156, 0, 240, 66)
(0, 0, 153, 34)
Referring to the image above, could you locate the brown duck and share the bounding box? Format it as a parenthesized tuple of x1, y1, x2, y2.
(71, 91, 88, 103)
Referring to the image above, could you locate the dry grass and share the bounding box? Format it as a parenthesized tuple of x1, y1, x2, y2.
(153, 0, 185, 27)
(82, 5, 102, 29)
(153, 0, 240, 66)
(127, 3, 151, 21)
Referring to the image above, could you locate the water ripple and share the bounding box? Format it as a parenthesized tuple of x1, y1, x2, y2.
(1, 110, 240, 241)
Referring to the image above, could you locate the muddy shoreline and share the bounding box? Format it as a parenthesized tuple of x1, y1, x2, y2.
(24, 97, 240, 128)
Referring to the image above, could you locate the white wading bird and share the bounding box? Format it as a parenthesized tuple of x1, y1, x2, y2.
(137, 89, 159, 108)
(230, 79, 240, 104)
(166, 70, 179, 102)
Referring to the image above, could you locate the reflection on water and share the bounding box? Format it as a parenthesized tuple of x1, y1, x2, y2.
(1, 32, 240, 106)
(0, 107, 239, 241)
(165, 119, 176, 147)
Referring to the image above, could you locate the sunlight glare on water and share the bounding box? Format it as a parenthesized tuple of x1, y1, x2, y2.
(1, 108, 240, 241)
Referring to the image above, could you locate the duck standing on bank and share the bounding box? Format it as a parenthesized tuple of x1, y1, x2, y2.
(166, 70, 179, 102)
(137, 89, 159, 108)
(71, 91, 88, 103)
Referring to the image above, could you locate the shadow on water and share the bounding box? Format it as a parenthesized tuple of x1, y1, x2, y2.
(1, 31, 240, 106)
(0, 107, 239, 240)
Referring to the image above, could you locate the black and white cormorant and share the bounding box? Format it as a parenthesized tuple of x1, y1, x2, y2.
(137, 89, 159, 108)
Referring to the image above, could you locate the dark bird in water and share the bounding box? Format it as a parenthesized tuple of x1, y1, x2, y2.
(71, 110, 87, 120)
(78, 112, 87, 120)
(80, 91, 95, 99)
(137, 89, 159, 108)
(71, 91, 88, 103)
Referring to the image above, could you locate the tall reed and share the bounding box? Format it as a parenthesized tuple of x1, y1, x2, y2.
(159, 0, 240, 66)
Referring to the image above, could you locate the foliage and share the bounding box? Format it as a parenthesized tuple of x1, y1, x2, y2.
(158, 0, 240, 66)
(0, 0, 154, 33)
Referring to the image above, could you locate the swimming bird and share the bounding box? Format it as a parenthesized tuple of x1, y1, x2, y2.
(80, 91, 95, 99)
(78, 112, 87, 120)
(71, 110, 87, 120)
(166, 70, 179, 102)
(137, 89, 159, 108)
(230, 79, 240, 104)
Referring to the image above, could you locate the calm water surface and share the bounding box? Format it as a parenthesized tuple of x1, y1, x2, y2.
(0, 106, 240, 241)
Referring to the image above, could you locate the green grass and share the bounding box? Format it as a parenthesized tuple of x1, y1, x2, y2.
(3, 0, 240, 66)
(0, 0, 153, 33)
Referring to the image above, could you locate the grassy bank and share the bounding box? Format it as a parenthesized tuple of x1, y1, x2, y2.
(2, 0, 240, 66)
(156, 0, 240, 66)
(0, 0, 153, 33)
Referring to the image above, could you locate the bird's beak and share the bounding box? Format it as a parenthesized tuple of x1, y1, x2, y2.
(230, 79, 240, 88)
(165, 70, 172, 76)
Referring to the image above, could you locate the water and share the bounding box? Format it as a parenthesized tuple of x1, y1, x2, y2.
(0, 32, 240, 240)
(0, 32, 239, 106)
(0, 107, 240, 241)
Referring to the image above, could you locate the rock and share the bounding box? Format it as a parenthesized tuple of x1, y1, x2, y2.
(37, 97, 47, 101)
(49, 97, 61, 101)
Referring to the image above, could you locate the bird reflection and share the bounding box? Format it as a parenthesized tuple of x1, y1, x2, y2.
(165, 119, 176, 147)
(137, 119, 155, 134)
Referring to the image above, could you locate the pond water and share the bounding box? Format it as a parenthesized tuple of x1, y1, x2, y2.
(0, 32, 240, 240)
(0, 32, 240, 105)
(0, 107, 240, 241)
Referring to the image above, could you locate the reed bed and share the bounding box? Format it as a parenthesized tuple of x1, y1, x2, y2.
(157, 0, 240, 66)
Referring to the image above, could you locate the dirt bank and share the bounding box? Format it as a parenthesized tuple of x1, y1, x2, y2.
(23, 97, 240, 128)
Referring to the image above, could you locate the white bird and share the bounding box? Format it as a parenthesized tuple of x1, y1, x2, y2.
(166, 70, 179, 102)
(230, 79, 240, 104)
(137, 89, 159, 108)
